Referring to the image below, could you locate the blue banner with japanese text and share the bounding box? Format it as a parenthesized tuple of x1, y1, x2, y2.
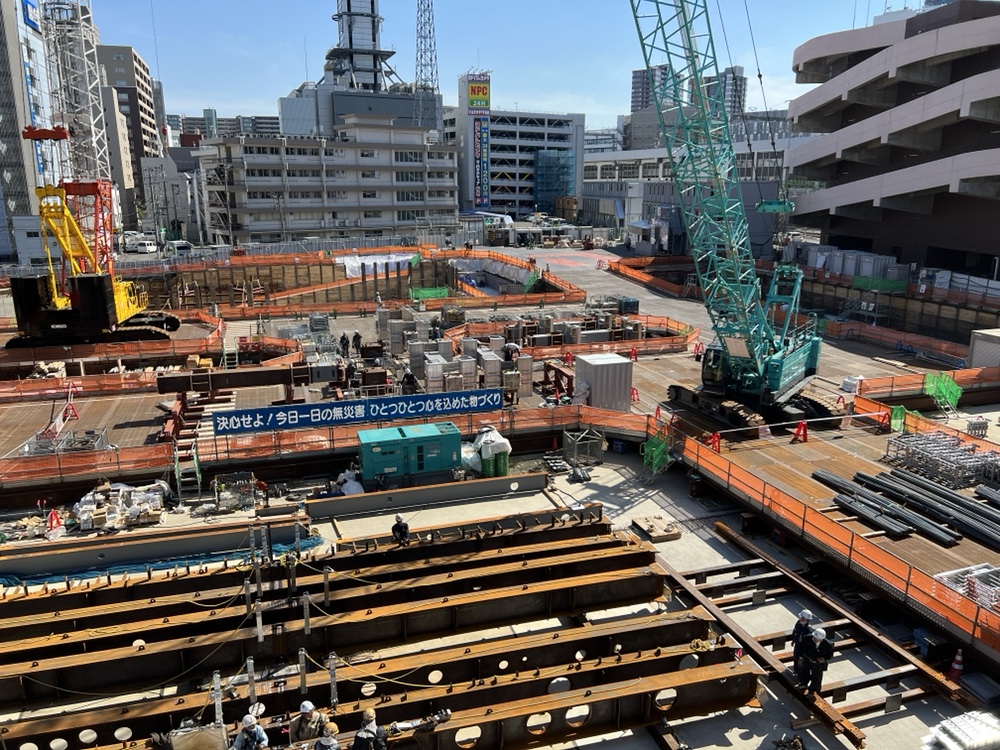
(213, 388, 504, 435)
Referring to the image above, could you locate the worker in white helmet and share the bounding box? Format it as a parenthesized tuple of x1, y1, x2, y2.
(289, 700, 325, 743)
(800, 628, 835, 697)
(233, 715, 268, 750)
(391, 513, 410, 545)
(791, 609, 814, 685)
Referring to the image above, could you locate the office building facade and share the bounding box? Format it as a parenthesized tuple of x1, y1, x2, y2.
(198, 114, 458, 245)
(445, 75, 585, 218)
(0, 0, 54, 260)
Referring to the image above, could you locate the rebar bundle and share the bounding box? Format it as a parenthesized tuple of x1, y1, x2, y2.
(883, 431, 1000, 488)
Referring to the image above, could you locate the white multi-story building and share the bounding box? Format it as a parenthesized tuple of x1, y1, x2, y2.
(0, 0, 55, 261)
(444, 75, 585, 218)
(788, 0, 1000, 268)
(198, 114, 458, 244)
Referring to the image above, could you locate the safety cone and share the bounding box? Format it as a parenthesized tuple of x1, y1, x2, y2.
(552, 435, 559, 452)
(947, 648, 964, 682)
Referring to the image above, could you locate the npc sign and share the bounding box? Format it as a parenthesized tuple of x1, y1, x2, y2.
(213, 388, 504, 436)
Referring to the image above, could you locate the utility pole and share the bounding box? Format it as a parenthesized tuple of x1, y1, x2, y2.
(272, 192, 287, 243)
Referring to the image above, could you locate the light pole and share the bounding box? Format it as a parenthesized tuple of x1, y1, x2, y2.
(170, 183, 180, 241)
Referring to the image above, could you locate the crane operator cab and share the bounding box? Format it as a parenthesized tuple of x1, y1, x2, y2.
(701, 343, 726, 395)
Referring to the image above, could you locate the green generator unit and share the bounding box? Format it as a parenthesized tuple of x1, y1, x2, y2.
(357, 422, 462, 486)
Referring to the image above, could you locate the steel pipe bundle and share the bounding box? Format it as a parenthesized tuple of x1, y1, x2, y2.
(891, 468, 1000, 529)
(812, 470, 959, 547)
(975, 484, 1000, 511)
(831, 494, 913, 538)
(854, 471, 1000, 551)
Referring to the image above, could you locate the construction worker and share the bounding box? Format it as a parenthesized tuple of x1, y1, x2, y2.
(799, 628, 834, 697)
(339, 332, 350, 357)
(316, 722, 340, 750)
(352, 708, 388, 750)
(400, 367, 419, 395)
(504, 341, 521, 362)
(375, 292, 382, 309)
(352, 330, 363, 355)
(233, 715, 268, 750)
(391, 514, 410, 545)
(289, 700, 325, 743)
(345, 360, 357, 384)
(791, 609, 814, 680)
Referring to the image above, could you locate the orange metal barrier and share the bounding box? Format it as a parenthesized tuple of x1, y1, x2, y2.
(0, 372, 158, 403)
(0, 443, 172, 487)
(856, 373, 927, 398)
(679, 424, 1000, 654)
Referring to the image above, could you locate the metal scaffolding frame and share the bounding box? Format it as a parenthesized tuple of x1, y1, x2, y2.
(883, 431, 1000, 488)
(42, 0, 110, 182)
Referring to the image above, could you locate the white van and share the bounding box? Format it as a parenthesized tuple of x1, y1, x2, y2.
(126, 240, 157, 254)
(167, 240, 193, 257)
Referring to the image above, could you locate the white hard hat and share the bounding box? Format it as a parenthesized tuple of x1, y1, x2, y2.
(242, 715, 257, 728)
(300, 700, 315, 713)
(798, 609, 813, 620)
(395, 514, 403, 522)
(812, 628, 826, 640)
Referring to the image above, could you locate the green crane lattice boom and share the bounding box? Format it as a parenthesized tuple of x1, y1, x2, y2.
(630, 0, 821, 408)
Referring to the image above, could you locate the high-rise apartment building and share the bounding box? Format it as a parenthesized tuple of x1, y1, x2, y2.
(630, 64, 670, 113)
(0, 1, 54, 260)
(97, 44, 161, 227)
(703, 65, 747, 118)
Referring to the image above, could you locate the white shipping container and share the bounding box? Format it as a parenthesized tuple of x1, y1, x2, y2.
(575, 353, 634, 413)
(969, 329, 1000, 368)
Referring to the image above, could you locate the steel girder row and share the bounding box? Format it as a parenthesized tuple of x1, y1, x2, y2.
(661, 523, 966, 748)
(0, 536, 650, 704)
(0, 506, 608, 617)
(3, 606, 764, 750)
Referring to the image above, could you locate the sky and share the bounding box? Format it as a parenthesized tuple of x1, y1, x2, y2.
(92, 0, 901, 128)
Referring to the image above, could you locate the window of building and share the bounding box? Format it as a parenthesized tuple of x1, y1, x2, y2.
(397, 210, 426, 222)
(641, 163, 659, 179)
(325, 148, 345, 158)
(430, 209, 453, 217)
(362, 190, 378, 199)
(395, 171, 423, 183)
(328, 190, 347, 200)
(427, 171, 450, 180)
(619, 162, 639, 179)
(361, 170, 378, 179)
(396, 190, 423, 203)
(359, 149, 377, 158)
(427, 190, 455, 199)
(427, 151, 452, 161)
(363, 210, 382, 219)
(584, 165, 598, 180)
(326, 169, 346, 179)
(394, 151, 423, 163)
(599, 165, 616, 179)
(112, 53, 124, 60)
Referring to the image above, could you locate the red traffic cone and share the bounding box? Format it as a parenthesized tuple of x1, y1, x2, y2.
(947, 648, 964, 682)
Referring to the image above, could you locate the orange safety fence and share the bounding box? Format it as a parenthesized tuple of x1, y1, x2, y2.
(857, 373, 927, 398)
(0, 372, 159, 403)
(0, 443, 172, 486)
(832, 322, 969, 359)
(852, 394, 892, 422)
(678, 421, 1000, 652)
(454, 278, 490, 298)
